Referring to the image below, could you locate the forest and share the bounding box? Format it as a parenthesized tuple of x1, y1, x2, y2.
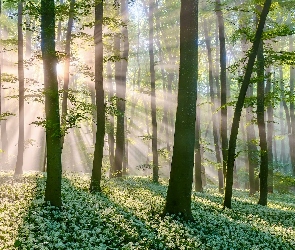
(0, 0, 295, 249)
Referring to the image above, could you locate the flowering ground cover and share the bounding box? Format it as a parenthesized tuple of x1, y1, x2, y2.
(0, 171, 294, 249)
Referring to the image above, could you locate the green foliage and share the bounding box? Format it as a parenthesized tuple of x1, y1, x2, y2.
(273, 171, 295, 194)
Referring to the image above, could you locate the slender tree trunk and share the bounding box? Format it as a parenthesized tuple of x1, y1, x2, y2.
(106, 62, 115, 176)
(0, 2, 8, 168)
(257, 41, 268, 206)
(114, 0, 129, 177)
(148, 0, 158, 183)
(279, 66, 286, 164)
(163, 0, 198, 220)
(195, 104, 202, 192)
(25, 15, 31, 59)
(61, 0, 75, 148)
(265, 68, 273, 193)
(56, 0, 64, 49)
(289, 37, 295, 176)
(15, 1, 24, 175)
(246, 85, 258, 195)
(204, 18, 223, 193)
(215, 0, 228, 183)
(223, 0, 271, 209)
(90, 0, 104, 192)
(41, 0, 62, 207)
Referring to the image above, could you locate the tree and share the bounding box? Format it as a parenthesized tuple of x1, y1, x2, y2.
(215, 0, 227, 188)
(223, 0, 272, 209)
(256, 40, 268, 206)
(61, 0, 75, 148)
(114, 0, 129, 177)
(15, 0, 24, 176)
(90, 0, 104, 192)
(163, 0, 198, 220)
(148, 0, 158, 183)
(41, 0, 62, 207)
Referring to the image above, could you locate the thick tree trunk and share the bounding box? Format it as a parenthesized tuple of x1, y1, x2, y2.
(215, 0, 228, 183)
(204, 18, 223, 193)
(114, 0, 129, 177)
(61, 0, 75, 148)
(90, 1, 104, 192)
(223, 0, 271, 209)
(163, 0, 198, 220)
(41, 0, 62, 207)
(257, 41, 268, 206)
(15, 1, 24, 176)
(148, 0, 158, 183)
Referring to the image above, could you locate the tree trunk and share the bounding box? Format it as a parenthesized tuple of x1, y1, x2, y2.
(114, 0, 129, 177)
(215, 0, 228, 183)
(163, 0, 198, 220)
(148, 0, 159, 183)
(25, 14, 31, 59)
(106, 62, 115, 176)
(15, 1, 24, 176)
(257, 41, 268, 206)
(265, 68, 273, 193)
(289, 36, 295, 176)
(0, 3, 8, 168)
(195, 105, 203, 192)
(246, 84, 258, 195)
(279, 66, 287, 165)
(204, 18, 223, 193)
(90, 0, 104, 192)
(41, 0, 62, 207)
(61, 0, 75, 148)
(223, 0, 271, 209)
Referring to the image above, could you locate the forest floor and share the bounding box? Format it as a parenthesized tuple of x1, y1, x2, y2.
(0, 171, 294, 250)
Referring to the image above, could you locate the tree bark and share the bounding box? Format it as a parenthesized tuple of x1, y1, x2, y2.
(257, 41, 268, 206)
(223, 0, 271, 209)
(61, 0, 75, 148)
(41, 0, 62, 207)
(114, 0, 129, 177)
(15, 1, 24, 176)
(90, 0, 104, 192)
(148, 0, 159, 183)
(215, 0, 228, 183)
(204, 18, 223, 193)
(163, 0, 198, 220)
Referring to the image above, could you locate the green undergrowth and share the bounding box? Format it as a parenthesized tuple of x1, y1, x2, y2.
(0, 171, 294, 249)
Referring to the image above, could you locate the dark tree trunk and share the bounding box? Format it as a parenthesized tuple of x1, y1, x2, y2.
(257, 41, 268, 206)
(15, 1, 24, 176)
(265, 68, 273, 193)
(204, 18, 223, 193)
(246, 85, 258, 195)
(41, 0, 62, 207)
(90, 0, 104, 192)
(61, 0, 75, 148)
(148, 0, 158, 183)
(223, 0, 271, 209)
(215, 0, 228, 182)
(114, 0, 129, 177)
(163, 0, 198, 220)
